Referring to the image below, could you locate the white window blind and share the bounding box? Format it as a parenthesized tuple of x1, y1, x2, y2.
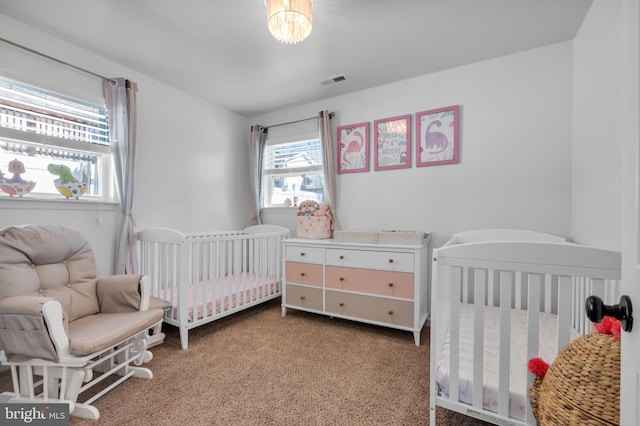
(0, 75, 112, 199)
(0, 76, 109, 145)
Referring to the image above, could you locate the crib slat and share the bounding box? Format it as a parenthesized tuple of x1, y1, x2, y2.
(556, 276, 572, 351)
(488, 269, 497, 307)
(472, 268, 485, 410)
(515, 272, 523, 310)
(543, 273, 552, 313)
(498, 271, 512, 418)
(449, 266, 461, 405)
(178, 240, 189, 331)
(525, 273, 541, 425)
(462, 267, 470, 303)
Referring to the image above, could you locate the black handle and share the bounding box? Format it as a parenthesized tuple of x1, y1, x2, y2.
(586, 295, 633, 332)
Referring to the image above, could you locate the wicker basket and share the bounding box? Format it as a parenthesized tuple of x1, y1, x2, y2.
(529, 332, 620, 425)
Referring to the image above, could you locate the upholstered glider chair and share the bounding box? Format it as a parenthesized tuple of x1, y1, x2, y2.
(0, 224, 165, 420)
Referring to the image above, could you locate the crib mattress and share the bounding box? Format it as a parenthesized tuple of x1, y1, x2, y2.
(156, 272, 280, 321)
(436, 304, 579, 421)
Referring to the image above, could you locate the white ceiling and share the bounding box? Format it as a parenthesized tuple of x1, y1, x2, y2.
(0, 0, 593, 117)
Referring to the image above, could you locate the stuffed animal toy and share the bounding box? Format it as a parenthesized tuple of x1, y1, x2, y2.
(297, 200, 319, 216)
(528, 317, 620, 425)
(313, 203, 331, 217)
(313, 203, 335, 226)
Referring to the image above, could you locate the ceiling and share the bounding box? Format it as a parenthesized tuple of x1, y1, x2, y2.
(0, 0, 593, 117)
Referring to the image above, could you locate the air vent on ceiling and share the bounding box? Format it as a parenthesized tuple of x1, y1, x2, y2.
(320, 74, 348, 86)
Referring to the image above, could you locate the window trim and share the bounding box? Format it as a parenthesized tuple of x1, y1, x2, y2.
(261, 133, 324, 209)
(0, 77, 114, 203)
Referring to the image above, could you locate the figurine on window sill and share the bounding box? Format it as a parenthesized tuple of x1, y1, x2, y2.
(0, 159, 36, 197)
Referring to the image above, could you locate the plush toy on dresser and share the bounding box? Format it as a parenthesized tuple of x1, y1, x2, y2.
(296, 201, 333, 239)
(297, 200, 319, 216)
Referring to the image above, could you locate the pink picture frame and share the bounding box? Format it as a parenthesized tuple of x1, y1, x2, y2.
(374, 114, 411, 171)
(415, 105, 459, 167)
(337, 122, 370, 174)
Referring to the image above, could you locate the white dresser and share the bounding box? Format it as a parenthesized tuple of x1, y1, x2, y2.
(282, 235, 430, 345)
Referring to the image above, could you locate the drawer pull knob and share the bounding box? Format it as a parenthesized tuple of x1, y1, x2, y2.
(339, 302, 344, 307)
(388, 282, 394, 287)
(300, 296, 306, 300)
(339, 255, 345, 260)
(388, 259, 394, 263)
(300, 252, 306, 256)
(300, 272, 306, 277)
(388, 310, 394, 315)
(339, 277, 345, 281)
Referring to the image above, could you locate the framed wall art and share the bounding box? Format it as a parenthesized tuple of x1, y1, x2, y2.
(337, 122, 370, 174)
(415, 105, 459, 167)
(373, 114, 411, 171)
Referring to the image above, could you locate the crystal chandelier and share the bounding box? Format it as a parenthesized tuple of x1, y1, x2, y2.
(267, 0, 313, 44)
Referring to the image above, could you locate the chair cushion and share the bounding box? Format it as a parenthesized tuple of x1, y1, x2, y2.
(68, 309, 164, 356)
(96, 274, 143, 313)
(0, 225, 100, 322)
(149, 296, 172, 311)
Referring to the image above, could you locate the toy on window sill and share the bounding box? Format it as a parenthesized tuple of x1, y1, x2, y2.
(0, 159, 36, 197)
(47, 164, 88, 199)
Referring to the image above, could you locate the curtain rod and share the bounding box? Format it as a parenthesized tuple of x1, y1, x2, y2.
(266, 111, 335, 129)
(0, 36, 110, 81)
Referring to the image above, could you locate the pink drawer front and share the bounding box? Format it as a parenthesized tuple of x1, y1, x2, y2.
(285, 261, 323, 287)
(325, 291, 414, 328)
(325, 266, 414, 299)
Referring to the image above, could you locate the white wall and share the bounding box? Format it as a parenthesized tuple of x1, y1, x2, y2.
(133, 79, 251, 233)
(572, 0, 623, 251)
(0, 200, 119, 276)
(252, 43, 575, 248)
(0, 14, 251, 274)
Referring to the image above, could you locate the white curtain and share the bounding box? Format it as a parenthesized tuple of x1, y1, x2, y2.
(103, 78, 139, 274)
(249, 125, 267, 225)
(319, 110, 339, 231)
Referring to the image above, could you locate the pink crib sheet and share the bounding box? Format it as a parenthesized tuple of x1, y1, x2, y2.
(157, 272, 280, 321)
(436, 304, 579, 421)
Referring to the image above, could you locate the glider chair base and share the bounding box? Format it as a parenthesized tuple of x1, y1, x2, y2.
(0, 329, 156, 420)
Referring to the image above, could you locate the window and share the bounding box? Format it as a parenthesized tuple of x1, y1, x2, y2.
(0, 76, 112, 200)
(262, 138, 324, 208)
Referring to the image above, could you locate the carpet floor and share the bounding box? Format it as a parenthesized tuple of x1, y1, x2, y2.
(0, 299, 490, 425)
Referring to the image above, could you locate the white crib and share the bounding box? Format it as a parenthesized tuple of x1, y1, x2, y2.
(429, 229, 621, 425)
(136, 225, 289, 349)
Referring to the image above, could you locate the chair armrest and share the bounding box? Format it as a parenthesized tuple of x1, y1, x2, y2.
(96, 274, 149, 313)
(0, 296, 68, 362)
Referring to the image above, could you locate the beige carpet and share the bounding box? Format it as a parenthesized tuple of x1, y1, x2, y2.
(0, 299, 490, 425)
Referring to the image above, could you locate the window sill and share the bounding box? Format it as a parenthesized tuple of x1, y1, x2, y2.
(0, 196, 119, 211)
(262, 207, 299, 213)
